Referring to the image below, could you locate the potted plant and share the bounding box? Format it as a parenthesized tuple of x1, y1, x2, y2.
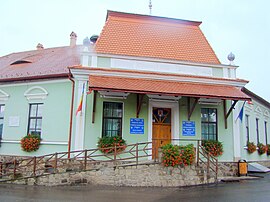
(161, 143, 195, 167)
(247, 142, 256, 154)
(267, 144, 270, 155)
(202, 140, 223, 157)
(20, 134, 41, 152)
(97, 136, 127, 154)
(257, 143, 267, 155)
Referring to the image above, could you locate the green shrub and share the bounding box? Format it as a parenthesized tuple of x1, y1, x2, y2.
(247, 141, 256, 154)
(97, 136, 127, 154)
(267, 144, 270, 155)
(202, 140, 223, 157)
(20, 134, 41, 152)
(161, 143, 195, 167)
(257, 143, 267, 155)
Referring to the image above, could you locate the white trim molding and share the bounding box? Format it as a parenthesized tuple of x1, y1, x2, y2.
(74, 80, 88, 151)
(0, 89, 10, 102)
(24, 86, 48, 101)
(148, 99, 180, 158)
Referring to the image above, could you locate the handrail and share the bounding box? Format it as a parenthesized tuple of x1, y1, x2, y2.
(0, 142, 154, 181)
(0, 140, 218, 182)
(196, 141, 218, 182)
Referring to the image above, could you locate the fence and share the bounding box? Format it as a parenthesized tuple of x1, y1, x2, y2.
(0, 140, 218, 182)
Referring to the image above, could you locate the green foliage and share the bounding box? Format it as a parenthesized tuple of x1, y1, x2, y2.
(20, 134, 41, 152)
(247, 141, 256, 154)
(97, 136, 127, 154)
(267, 144, 270, 155)
(161, 143, 195, 167)
(202, 140, 223, 157)
(257, 143, 267, 155)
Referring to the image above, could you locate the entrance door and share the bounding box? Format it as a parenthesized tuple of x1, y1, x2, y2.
(152, 108, 171, 158)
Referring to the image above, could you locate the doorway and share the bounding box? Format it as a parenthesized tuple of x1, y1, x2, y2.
(152, 107, 171, 158)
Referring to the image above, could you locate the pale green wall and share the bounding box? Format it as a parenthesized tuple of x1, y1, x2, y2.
(179, 98, 234, 161)
(97, 57, 111, 67)
(0, 80, 72, 156)
(240, 100, 270, 161)
(82, 94, 235, 161)
(83, 93, 149, 149)
(212, 68, 223, 77)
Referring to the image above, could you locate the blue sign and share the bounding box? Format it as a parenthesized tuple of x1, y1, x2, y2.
(182, 121, 195, 136)
(130, 118, 144, 134)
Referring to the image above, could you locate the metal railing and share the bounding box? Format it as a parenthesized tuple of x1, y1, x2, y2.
(0, 140, 218, 182)
(152, 138, 218, 181)
(196, 142, 218, 181)
(0, 142, 156, 181)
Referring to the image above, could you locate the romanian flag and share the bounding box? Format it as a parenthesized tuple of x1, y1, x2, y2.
(76, 83, 85, 116)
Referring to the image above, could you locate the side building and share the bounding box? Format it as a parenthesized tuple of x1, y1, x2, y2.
(0, 34, 80, 156)
(240, 88, 270, 163)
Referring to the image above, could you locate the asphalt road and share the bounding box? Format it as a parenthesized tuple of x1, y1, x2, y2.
(0, 173, 269, 202)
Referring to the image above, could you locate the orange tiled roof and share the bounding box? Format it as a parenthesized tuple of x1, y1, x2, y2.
(0, 46, 80, 81)
(95, 11, 221, 64)
(89, 75, 250, 100)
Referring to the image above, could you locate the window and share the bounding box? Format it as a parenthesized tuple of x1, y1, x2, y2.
(265, 121, 268, 145)
(27, 103, 43, 136)
(201, 108, 217, 140)
(102, 102, 123, 137)
(0, 104, 5, 139)
(245, 115, 250, 144)
(256, 118, 259, 144)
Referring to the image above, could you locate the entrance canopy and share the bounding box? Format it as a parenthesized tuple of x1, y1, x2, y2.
(89, 75, 250, 101)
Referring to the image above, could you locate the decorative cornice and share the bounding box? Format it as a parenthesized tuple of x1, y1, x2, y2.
(24, 86, 48, 101)
(70, 67, 248, 87)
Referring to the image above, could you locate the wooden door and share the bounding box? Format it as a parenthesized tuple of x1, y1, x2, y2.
(152, 108, 171, 158)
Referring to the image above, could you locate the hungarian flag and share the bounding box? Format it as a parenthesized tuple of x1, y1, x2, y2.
(76, 83, 85, 116)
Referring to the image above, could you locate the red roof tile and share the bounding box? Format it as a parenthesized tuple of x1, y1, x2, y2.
(89, 75, 250, 100)
(95, 11, 220, 64)
(0, 46, 80, 81)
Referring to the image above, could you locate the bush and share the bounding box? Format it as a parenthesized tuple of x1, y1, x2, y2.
(97, 136, 127, 154)
(247, 142, 257, 154)
(202, 140, 223, 157)
(161, 143, 195, 167)
(267, 144, 270, 155)
(257, 143, 267, 155)
(20, 134, 41, 152)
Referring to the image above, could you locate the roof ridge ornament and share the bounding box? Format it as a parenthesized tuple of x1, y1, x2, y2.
(227, 52, 235, 65)
(149, 0, 152, 15)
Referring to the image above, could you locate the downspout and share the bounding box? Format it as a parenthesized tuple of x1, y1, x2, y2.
(68, 69, 75, 158)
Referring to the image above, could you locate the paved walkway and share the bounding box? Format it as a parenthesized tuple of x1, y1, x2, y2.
(0, 173, 269, 202)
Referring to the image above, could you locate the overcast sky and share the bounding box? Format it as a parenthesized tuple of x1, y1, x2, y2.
(1, 0, 269, 101)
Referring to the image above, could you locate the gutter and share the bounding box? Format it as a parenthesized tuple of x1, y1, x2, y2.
(68, 69, 75, 158)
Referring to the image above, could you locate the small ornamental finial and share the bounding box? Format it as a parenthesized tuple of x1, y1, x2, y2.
(149, 0, 152, 15)
(227, 52, 235, 65)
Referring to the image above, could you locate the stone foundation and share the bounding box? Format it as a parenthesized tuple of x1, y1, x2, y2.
(7, 163, 216, 187)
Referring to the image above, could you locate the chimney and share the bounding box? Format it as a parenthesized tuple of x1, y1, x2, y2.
(70, 31, 77, 47)
(36, 43, 44, 50)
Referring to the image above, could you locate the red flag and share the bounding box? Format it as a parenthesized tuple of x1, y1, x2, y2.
(76, 83, 85, 115)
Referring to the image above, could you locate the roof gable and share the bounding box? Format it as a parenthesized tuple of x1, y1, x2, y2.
(0, 46, 80, 82)
(96, 11, 220, 64)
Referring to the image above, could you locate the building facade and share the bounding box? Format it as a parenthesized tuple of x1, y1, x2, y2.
(0, 11, 268, 164)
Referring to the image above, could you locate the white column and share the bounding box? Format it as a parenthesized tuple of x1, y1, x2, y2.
(232, 101, 242, 162)
(92, 54, 97, 67)
(82, 47, 90, 67)
(223, 67, 229, 78)
(74, 79, 88, 151)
